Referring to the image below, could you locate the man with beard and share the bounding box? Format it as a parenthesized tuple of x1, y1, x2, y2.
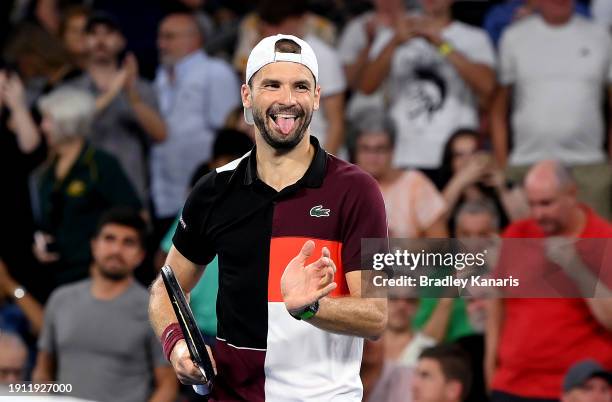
(33, 208, 178, 402)
(66, 12, 167, 201)
(149, 34, 388, 402)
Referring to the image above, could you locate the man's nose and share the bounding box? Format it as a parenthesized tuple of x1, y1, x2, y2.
(278, 85, 296, 105)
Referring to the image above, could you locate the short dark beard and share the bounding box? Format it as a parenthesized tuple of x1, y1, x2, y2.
(252, 104, 312, 151)
(98, 268, 130, 281)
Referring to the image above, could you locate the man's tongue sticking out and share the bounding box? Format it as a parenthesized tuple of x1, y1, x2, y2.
(277, 116, 296, 134)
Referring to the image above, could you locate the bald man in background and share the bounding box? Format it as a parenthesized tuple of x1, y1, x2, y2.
(151, 13, 240, 236)
(0, 332, 27, 384)
(486, 160, 612, 402)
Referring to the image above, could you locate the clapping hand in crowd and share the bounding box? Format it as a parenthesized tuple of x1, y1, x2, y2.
(98, 52, 141, 111)
(392, 16, 446, 47)
(32, 231, 60, 264)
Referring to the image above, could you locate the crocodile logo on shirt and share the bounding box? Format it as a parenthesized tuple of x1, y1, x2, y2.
(309, 205, 330, 218)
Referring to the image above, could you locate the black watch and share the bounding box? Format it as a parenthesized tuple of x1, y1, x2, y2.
(289, 300, 319, 320)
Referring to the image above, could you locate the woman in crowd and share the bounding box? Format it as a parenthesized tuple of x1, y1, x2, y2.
(438, 129, 528, 234)
(352, 108, 448, 238)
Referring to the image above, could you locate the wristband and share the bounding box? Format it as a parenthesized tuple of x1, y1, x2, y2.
(161, 323, 184, 361)
(438, 42, 453, 57)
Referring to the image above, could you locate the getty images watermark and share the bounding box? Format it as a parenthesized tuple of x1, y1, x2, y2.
(361, 238, 612, 298)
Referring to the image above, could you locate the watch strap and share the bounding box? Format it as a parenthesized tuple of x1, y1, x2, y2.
(289, 300, 319, 321)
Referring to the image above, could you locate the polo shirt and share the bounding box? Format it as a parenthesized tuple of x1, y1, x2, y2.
(492, 206, 612, 399)
(173, 136, 388, 402)
(38, 142, 141, 286)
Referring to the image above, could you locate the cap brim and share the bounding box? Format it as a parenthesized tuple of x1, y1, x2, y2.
(244, 107, 254, 125)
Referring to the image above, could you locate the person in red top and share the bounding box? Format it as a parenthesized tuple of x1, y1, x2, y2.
(486, 160, 612, 402)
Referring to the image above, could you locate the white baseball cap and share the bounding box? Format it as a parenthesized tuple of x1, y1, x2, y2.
(244, 34, 319, 125)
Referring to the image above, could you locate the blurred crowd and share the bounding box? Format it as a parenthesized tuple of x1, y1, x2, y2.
(0, 0, 612, 401)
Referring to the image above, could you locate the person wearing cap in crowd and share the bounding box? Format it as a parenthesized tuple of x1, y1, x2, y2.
(149, 34, 388, 401)
(65, 11, 167, 202)
(562, 360, 612, 402)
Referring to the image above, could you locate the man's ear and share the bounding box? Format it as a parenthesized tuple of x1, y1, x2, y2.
(241, 84, 252, 109)
(313, 85, 321, 111)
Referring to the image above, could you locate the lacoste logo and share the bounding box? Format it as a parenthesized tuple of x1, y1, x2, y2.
(310, 205, 330, 218)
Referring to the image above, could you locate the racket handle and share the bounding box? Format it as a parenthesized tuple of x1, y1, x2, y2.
(193, 384, 210, 396)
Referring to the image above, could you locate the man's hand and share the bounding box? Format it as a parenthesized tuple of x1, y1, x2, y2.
(545, 237, 582, 277)
(281, 240, 337, 312)
(169, 339, 216, 385)
(392, 15, 419, 45)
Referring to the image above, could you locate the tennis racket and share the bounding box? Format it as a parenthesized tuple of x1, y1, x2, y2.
(161, 265, 215, 396)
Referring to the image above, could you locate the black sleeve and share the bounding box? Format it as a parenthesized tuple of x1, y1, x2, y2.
(172, 171, 217, 265)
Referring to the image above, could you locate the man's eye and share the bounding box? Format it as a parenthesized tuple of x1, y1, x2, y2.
(264, 83, 279, 89)
(297, 85, 308, 91)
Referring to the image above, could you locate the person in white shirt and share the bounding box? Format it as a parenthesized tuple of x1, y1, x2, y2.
(491, 0, 612, 219)
(151, 13, 240, 226)
(338, 0, 412, 127)
(360, 0, 496, 173)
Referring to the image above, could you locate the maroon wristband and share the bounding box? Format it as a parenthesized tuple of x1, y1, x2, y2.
(161, 323, 184, 362)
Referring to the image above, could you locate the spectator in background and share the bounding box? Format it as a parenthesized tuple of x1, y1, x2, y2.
(233, 1, 337, 73)
(34, 87, 141, 289)
(0, 332, 27, 384)
(455, 199, 501, 239)
(66, 12, 167, 201)
(338, 0, 408, 121)
(361, 337, 413, 402)
(352, 109, 447, 238)
(0, 70, 49, 301)
(3, 23, 78, 98)
(339, 0, 407, 91)
(491, 0, 612, 219)
(487, 160, 612, 402)
(0, 258, 43, 379)
(453, 200, 501, 402)
(33, 208, 178, 402)
(412, 345, 473, 402)
(58, 5, 90, 70)
(152, 12, 240, 234)
(483, 0, 589, 47)
(439, 129, 528, 234)
(386, 297, 454, 366)
(361, 0, 496, 176)
(251, 0, 347, 156)
(562, 360, 612, 402)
